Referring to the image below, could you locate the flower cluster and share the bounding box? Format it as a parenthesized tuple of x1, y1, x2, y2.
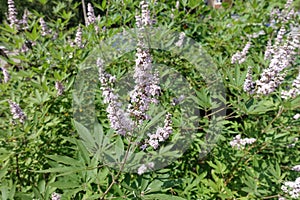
(86, 3, 95, 26)
(1, 67, 10, 83)
(248, 30, 265, 39)
(293, 114, 300, 120)
(85, 3, 101, 33)
(281, 71, 300, 99)
(241, 0, 300, 95)
(20, 9, 29, 30)
(175, 32, 186, 47)
(127, 1, 161, 123)
(137, 162, 154, 175)
(140, 1, 152, 27)
(39, 18, 51, 36)
(243, 66, 255, 93)
(142, 113, 173, 150)
(292, 165, 300, 172)
(175, 1, 180, 10)
(55, 81, 64, 96)
(98, 58, 134, 136)
(51, 192, 61, 200)
(230, 134, 256, 149)
(8, 100, 26, 124)
(287, 137, 298, 148)
(97, 1, 172, 157)
(231, 41, 251, 64)
(281, 177, 300, 199)
(71, 26, 84, 48)
(20, 43, 29, 53)
(256, 27, 299, 95)
(278, 0, 296, 23)
(7, 0, 19, 28)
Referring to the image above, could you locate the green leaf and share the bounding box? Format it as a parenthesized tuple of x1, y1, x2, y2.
(145, 180, 164, 193)
(36, 166, 86, 174)
(73, 120, 95, 151)
(102, 0, 107, 10)
(0, 160, 9, 180)
(114, 136, 125, 162)
(50, 181, 81, 189)
(143, 110, 167, 132)
(45, 155, 82, 166)
(143, 194, 186, 200)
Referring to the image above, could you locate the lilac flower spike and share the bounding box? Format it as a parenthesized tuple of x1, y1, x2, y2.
(243, 66, 255, 93)
(281, 177, 300, 199)
(231, 41, 251, 64)
(74, 26, 84, 48)
(143, 113, 173, 150)
(39, 18, 51, 36)
(230, 134, 256, 149)
(55, 81, 64, 96)
(281, 71, 300, 99)
(86, 3, 96, 26)
(8, 100, 26, 124)
(140, 1, 152, 27)
(98, 58, 134, 136)
(7, 0, 19, 29)
(51, 192, 61, 200)
(128, 1, 161, 122)
(255, 29, 299, 95)
(1, 67, 10, 83)
(20, 9, 29, 30)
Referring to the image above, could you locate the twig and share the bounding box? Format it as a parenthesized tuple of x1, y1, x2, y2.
(100, 137, 136, 199)
(261, 194, 281, 199)
(81, 0, 87, 25)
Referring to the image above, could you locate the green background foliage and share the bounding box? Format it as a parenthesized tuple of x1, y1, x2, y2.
(0, 0, 299, 199)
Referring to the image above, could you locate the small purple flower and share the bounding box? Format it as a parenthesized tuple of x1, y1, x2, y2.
(51, 192, 61, 200)
(20, 43, 29, 53)
(137, 162, 154, 175)
(243, 66, 255, 93)
(55, 81, 64, 96)
(8, 100, 26, 124)
(293, 114, 300, 120)
(292, 165, 300, 172)
(39, 18, 51, 36)
(175, 32, 186, 47)
(1, 67, 10, 83)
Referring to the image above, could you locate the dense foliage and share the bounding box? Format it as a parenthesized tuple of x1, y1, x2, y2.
(0, 0, 299, 199)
